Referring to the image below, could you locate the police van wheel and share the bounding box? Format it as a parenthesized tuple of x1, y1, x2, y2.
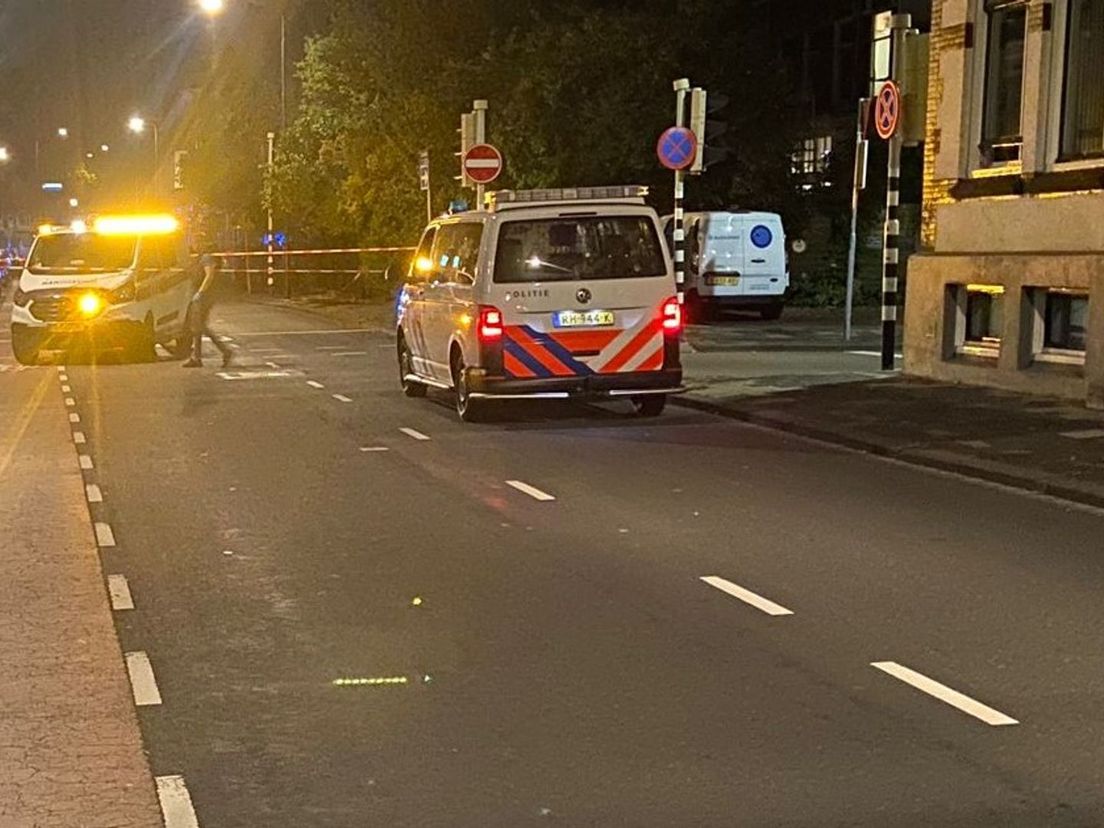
(398, 337, 426, 398)
(452, 352, 483, 423)
(632, 395, 667, 417)
(130, 320, 157, 363)
(11, 327, 39, 365)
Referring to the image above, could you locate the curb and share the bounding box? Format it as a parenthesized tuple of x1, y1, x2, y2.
(673, 394, 1104, 512)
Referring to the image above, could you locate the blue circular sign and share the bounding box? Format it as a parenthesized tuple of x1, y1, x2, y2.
(750, 225, 773, 249)
(656, 126, 698, 171)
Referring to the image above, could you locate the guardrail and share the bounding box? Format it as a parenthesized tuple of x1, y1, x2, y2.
(214, 246, 416, 300)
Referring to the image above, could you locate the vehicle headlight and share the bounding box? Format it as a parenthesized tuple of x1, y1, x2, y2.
(110, 280, 136, 303)
(78, 292, 105, 317)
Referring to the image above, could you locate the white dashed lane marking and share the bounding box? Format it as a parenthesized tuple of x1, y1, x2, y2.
(399, 427, 431, 441)
(332, 394, 353, 403)
(871, 661, 1018, 726)
(360, 446, 390, 452)
(108, 574, 135, 611)
(506, 480, 557, 502)
(1060, 429, 1104, 440)
(331, 351, 368, 357)
(85, 484, 103, 503)
(61, 384, 71, 393)
(78, 455, 94, 470)
(156, 776, 200, 828)
(65, 397, 75, 407)
(94, 522, 116, 548)
(125, 651, 163, 706)
(317, 345, 349, 351)
(306, 381, 325, 389)
(700, 575, 793, 617)
(69, 413, 80, 423)
(73, 431, 86, 445)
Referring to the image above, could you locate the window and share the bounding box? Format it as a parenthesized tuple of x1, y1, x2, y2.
(981, 1, 1028, 165)
(409, 227, 436, 282)
(1044, 291, 1088, 351)
(791, 136, 833, 177)
(493, 216, 666, 284)
(1061, 0, 1104, 159)
(959, 284, 1005, 357)
(431, 223, 482, 283)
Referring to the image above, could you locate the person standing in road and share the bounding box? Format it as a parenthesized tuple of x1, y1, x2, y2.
(183, 249, 233, 368)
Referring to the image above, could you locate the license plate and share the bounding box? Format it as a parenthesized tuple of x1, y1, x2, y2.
(553, 310, 615, 328)
(711, 276, 740, 286)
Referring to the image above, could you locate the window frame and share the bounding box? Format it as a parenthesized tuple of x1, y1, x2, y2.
(1056, 0, 1104, 163)
(977, 0, 1030, 168)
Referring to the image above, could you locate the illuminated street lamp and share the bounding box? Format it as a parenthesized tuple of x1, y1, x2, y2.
(69, 198, 79, 208)
(198, 0, 225, 14)
(57, 127, 69, 139)
(101, 144, 110, 152)
(0, 147, 10, 163)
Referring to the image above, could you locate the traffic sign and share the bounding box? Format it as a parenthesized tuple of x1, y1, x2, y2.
(462, 143, 503, 184)
(656, 126, 697, 171)
(874, 80, 901, 140)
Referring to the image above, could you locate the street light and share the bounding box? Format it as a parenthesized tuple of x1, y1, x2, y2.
(57, 127, 69, 139)
(0, 147, 10, 163)
(198, 0, 225, 14)
(101, 144, 110, 152)
(128, 115, 160, 188)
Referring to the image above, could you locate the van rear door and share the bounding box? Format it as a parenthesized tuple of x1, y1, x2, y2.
(735, 213, 786, 298)
(492, 212, 673, 376)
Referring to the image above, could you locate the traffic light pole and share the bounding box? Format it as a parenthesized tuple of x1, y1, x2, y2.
(672, 78, 690, 301)
(845, 98, 870, 342)
(880, 15, 910, 370)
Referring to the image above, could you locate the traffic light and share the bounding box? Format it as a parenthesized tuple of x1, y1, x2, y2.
(689, 87, 731, 174)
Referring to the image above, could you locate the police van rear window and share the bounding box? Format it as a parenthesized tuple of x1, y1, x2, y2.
(494, 216, 665, 283)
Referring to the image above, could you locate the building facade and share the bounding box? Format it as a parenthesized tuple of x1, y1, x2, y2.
(906, 0, 1104, 406)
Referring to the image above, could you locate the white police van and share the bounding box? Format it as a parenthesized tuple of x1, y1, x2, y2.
(397, 186, 684, 421)
(663, 210, 788, 321)
(10, 215, 196, 364)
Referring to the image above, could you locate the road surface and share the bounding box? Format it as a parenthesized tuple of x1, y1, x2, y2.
(9, 299, 1104, 826)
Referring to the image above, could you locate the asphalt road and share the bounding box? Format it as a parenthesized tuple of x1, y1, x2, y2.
(17, 299, 1104, 826)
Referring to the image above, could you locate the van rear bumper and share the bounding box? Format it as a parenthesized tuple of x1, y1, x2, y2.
(467, 368, 684, 401)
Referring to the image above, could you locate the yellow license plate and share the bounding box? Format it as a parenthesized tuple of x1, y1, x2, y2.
(554, 310, 615, 328)
(711, 276, 740, 286)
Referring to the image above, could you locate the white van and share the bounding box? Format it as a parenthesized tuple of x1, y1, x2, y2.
(10, 215, 196, 364)
(663, 210, 788, 321)
(397, 186, 684, 421)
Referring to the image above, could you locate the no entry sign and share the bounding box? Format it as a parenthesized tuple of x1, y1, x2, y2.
(656, 126, 698, 171)
(463, 143, 503, 184)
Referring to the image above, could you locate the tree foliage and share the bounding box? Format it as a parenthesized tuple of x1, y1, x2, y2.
(266, 0, 816, 248)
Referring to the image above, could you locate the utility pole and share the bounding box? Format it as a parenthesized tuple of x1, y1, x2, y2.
(280, 12, 288, 132)
(672, 78, 691, 300)
(880, 14, 910, 370)
(845, 98, 870, 341)
(472, 100, 488, 210)
(419, 150, 432, 222)
(266, 131, 275, 289)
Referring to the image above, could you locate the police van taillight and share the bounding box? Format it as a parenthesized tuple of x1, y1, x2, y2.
(478, 305, 504, 342)
(662, 297, 682, 335)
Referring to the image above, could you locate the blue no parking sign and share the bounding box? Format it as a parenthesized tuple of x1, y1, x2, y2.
(657, 126, 698, 171)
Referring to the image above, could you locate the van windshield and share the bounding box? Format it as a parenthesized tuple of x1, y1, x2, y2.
(28, 234, 138, 275)
(494, 216, 666, 283)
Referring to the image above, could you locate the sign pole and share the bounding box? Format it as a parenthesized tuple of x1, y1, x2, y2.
(845, 98, 870, 342)
(473, 100, 488, 210)
(672, 78, 690, 301)
(266, 131, 275, 290)
(880, 15, 910, 370)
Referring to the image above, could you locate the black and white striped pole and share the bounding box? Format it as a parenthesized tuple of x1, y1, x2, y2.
(879, 14, 910, 371)
(672, 78, 690, 302)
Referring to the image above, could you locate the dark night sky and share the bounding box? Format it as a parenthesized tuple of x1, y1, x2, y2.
(0, 0, 313, 219)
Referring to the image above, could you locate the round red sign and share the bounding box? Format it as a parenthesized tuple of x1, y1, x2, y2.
(463, 144, 503, 184)
(874, 81, 901, 140)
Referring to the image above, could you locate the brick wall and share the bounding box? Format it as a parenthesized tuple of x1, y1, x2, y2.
(920, 0, 958, 250)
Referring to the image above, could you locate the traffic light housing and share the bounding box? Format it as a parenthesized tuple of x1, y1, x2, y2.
(689, 87, 730, 174)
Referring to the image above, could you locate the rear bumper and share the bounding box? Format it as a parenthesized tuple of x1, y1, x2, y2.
(467, 368, 685, 401)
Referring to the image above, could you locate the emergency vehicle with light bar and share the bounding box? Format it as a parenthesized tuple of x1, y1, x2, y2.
(10, 215, 196, 364)
(396, 186, 684, 421)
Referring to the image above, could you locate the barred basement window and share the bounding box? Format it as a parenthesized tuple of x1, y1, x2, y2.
(1061, 0, 1104, 159)
(981, 0, 1028, 165)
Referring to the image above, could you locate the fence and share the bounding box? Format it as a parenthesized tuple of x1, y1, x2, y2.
(215, 246, 416, 301)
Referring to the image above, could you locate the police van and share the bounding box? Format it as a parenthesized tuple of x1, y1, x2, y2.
(10, 214, 196, 364)
(396, 186, 684, 421)
(663, 210, 788, 321)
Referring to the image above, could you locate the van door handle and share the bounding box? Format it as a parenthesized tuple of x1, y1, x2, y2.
(751, 258, 767, 264)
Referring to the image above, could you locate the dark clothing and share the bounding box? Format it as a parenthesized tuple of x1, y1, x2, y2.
(190, 295, 230, 362)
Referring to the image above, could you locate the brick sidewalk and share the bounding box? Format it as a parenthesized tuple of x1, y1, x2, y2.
(679, 375, 1104, 509)
(0, 368, 160, 827)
